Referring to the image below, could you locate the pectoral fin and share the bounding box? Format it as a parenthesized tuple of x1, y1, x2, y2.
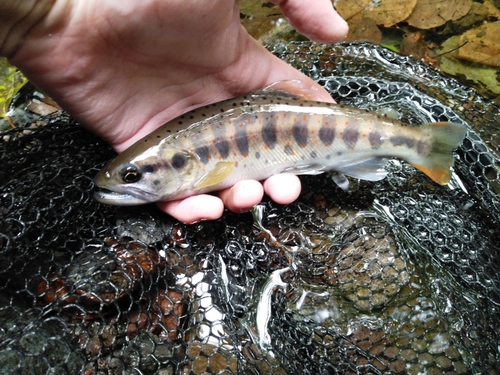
(194, 161, 235, 189)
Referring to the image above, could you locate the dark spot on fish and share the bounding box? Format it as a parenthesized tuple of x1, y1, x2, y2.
(310, 151, 317, 159)
(369, 131, 383, 149)
(255, 152, 260, 159)
(390, 135, 415, 148)
(156, 135, 161, 138)
(220, 108, 225, 112)
(171, 153, 187, 169)
(178, 121, 183, 125)
(293, 122, 308, 148)
(195, 146, 210, 164)
(167, 129, 171, 133)
(337, 151, 342, 156)
(189, 115, 194, 119)
(262, 115, 277, 149)
(326, 155, 331, 159)
(201, 113, 206, 117)
(343, 128, 359, 149)
(235, 131, 249, 157)
(142, 165, 155, 174)
(319, 126, 335, 146)
(214, 138, 229, 159)
(284, 144, 294, 156)
(153, 179, 160, 186)
(232, 102, 237, 106)
(417, 140, 428, 155)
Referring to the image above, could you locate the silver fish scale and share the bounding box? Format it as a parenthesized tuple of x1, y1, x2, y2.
(0, 42, 499, 374)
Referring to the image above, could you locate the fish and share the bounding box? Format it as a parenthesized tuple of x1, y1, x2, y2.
(94, 82, 467, 206)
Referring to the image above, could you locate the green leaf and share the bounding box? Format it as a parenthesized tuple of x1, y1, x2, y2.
(0, 58, 28, 118)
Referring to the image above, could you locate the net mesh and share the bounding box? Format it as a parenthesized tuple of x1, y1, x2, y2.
(0, 42, 499, 374)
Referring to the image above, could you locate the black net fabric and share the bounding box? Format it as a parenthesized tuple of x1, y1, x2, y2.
(1, 42, 499, 374)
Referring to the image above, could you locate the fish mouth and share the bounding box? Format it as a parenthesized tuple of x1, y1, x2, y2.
(94, 189, 152, 206)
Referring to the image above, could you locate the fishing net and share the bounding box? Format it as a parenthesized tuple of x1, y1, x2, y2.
(0, 42, 499, 374)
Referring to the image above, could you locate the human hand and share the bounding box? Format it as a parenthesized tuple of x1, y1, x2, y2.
(3, 0, 348, 223)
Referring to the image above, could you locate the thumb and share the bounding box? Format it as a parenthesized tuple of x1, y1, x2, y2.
(271, 0, 348, 43)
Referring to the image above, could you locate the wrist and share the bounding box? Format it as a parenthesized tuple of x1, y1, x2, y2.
(0, 0, 55, 58)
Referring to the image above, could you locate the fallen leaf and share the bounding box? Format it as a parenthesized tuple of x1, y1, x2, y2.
(406, 0, 472, 29)
(457, 21, 500, 67)
(438, 36, 500, 96)
(238, 0, 280, 18)
(400, 32, 437, 66)
(335, 0, 417, 27)
(344, 17, 382, 44)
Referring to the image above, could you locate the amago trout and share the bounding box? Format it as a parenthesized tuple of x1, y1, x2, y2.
(94, 83, 466, 205)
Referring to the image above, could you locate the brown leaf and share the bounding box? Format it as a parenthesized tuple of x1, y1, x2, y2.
(400, 32, 437, 66)
(457, 21, 500, 67)
(335, 0, 417, 27)
(344, 17, 382, 44)
(406, 0, 472, 29)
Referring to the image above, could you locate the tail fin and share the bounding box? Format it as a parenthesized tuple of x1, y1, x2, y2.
(411, 122, 467, 185)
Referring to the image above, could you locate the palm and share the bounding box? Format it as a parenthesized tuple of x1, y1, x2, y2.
(8, 0, 347, 223)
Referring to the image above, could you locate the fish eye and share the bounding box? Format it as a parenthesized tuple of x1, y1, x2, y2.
(120, 164, 142, 183)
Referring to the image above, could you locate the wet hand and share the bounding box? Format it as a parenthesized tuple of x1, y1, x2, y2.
(3, 0, 347, 223)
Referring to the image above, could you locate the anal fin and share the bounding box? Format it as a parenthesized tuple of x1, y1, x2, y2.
(333, 157, 389, 181)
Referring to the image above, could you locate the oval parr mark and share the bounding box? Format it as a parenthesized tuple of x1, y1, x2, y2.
(214, 137, 229, 159)
(417, 140, 429, 155)
(292, 123, 308, 148)
(262, 115, 277, 150)
(342, 128, 359, 149)
(319, 126, 335, 146)
(195, 146, 210, 164)
(369, 131, 384, 149)
(390, 135, 415, 149)
(234, 131, 249, 157)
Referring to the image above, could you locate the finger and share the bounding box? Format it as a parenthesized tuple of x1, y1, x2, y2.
(157, 194, 224, 224)
(219, 179, 264, 213)
(271, 0, 348, 43)
(263, 173, 301, 204)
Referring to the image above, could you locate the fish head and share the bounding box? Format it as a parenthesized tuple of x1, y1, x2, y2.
(94, 146, 198, 205)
